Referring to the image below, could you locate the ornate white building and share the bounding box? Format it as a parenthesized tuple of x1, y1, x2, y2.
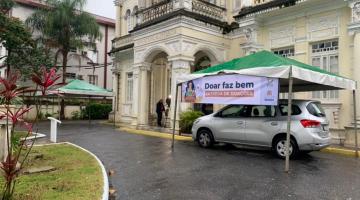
(111, 0, 360, 138)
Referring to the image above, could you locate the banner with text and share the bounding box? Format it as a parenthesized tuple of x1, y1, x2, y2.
(181, 74, 279, 105)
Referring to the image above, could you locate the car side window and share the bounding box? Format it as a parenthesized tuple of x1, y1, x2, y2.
(279, 104, 302, 116)
(250, 105, 276, 117)
(218, 105, 248, 118)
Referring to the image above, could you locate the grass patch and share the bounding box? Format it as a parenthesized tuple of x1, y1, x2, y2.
(0, 143, 103, 200)
(13, 131, 33, 138)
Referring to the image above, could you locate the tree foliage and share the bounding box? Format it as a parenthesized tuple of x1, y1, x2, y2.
(26, 0, 102, 83)
(0, 0, 53, 78)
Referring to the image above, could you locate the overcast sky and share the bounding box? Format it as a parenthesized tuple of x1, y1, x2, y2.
(84, 0, 116, 19)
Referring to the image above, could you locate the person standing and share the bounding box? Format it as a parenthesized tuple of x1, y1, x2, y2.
(156, 99, 165, 127)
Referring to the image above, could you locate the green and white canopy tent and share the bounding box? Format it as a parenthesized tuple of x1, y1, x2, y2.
(51, 79, 113, 125)
(172, 50, 358, 172)
(55, 79, 113, 97)
(189, 50, 355, 92)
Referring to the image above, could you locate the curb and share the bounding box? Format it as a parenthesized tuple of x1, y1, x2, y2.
(34, 142, 109, 200)
(119, 127, 193, 141)
(321, 147, 360, 158)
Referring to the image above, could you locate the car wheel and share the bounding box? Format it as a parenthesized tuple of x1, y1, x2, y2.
(197, 129, 214, 148)
(273, 137, 298, 159)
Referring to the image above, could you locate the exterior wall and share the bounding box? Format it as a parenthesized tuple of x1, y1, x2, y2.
(112, 0, 360, 135)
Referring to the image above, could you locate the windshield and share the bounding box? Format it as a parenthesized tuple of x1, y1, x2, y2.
(306, 102, 326, 117)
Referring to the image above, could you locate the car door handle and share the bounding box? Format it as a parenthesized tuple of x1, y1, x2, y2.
(270, 122, 278, 126)
(237, 121, 244, 125)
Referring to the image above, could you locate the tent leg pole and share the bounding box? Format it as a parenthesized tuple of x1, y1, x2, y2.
(172, 84, 179, 149)
(114, 96, 116, 128)
(285, 68, 293, 173)
(58, 96, 61, 121)
(353, 90, 358, 157)
(88, 96, 91, 128)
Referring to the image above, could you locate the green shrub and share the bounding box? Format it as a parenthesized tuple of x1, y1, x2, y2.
(179, 110, 204, 134)
(45, 113, 52, 118)
(82, 103, 112, 120)
(71, 111, 81, 120)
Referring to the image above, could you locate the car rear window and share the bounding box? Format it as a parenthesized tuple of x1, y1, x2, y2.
(279, 104, 302, 116)
(306, 102, 326, 117)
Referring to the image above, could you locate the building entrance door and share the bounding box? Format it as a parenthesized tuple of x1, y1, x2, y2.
(149, 56, 171, 127)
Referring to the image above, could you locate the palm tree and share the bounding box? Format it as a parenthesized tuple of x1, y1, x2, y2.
(26, 0, 102, 83)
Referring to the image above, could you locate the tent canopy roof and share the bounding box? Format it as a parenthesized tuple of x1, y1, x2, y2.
(190, 50, 356, 92)
(55, 79, 113, 97)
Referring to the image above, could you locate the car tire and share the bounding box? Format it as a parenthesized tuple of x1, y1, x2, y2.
(197, 129, 214, 148)
(273, 137, 298, 159)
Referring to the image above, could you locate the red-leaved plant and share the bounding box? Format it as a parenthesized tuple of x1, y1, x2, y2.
(0, 67, 61, 200)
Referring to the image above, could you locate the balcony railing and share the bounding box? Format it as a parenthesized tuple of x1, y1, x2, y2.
(112, 34, 134, 49)
(141, 0, 174, 24)
(192, 0, 225, 21)
(136, 0, 226, 27)
(253, 0, 272, 6)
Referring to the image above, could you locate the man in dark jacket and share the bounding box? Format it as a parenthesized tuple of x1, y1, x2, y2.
(156, 99, 165, 126)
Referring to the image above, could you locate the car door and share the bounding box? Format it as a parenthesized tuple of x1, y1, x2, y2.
(244, 105, 280, 147)
(212, 105, 249, 143)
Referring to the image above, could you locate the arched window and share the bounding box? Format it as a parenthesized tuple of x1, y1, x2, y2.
(125, 9, 131, 33)
(132, 6, 139, 29)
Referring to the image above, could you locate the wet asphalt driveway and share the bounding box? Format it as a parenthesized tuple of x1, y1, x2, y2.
(35, 121, 360, 200)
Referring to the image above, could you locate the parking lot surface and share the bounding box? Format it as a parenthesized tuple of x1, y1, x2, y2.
(36, 121, 360, 200)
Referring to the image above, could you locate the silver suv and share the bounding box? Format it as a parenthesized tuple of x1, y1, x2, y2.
(192, 100, 331, 158)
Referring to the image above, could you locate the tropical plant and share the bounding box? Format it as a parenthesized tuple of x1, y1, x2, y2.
(0, 68, 61, 200)
(26, 0, 102, 84)
(179, 110, 204, 134)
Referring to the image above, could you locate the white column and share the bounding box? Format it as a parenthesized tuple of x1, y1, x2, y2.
(169, 58, 193, 131)
(348, 0, 360, 114)
(115, 3, 123, 37)
(131, 67, 140, 126)
(138, 63, 151, 126)
(354, 33, 360, 114)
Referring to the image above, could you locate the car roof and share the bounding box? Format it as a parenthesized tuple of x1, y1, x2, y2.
(278, 99, 321, 105)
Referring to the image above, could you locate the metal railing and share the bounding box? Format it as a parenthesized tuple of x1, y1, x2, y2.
(192, 0, 225, 21)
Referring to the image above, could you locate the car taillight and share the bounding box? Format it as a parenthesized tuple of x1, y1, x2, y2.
(300, 119, 321, 128)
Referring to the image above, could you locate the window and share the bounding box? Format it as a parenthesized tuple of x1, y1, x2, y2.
(126, 73, 133, 102)
(217, 105, 249, 118)
(125, 10, 132, 33)
(279, 104, 302, 116)
(233, 0, 241, 10)
(273, 47, 294, 57)
(250, 105, 276, 117)
(132, 6, 139, 28)
(88, 75, 98, 85)
(87, 50, 98, 63)
(77, 75, 83, 80)
(66, 73, 76, 79)
(311, 40, 339, 99)
(306, 102, 326, 117)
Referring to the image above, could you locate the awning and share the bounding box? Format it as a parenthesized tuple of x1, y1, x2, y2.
(54, 79, 113, 97)
(187, 50, 356, 92)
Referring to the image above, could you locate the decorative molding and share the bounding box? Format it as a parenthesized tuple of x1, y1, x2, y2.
(307, 14, 339, 41)
(347, 0, 360, 35)
(136, 29, 179, 46)
(269, 24, 295, 48)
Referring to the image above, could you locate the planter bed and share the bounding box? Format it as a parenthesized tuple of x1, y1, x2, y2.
(0, 143, 104, 200)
